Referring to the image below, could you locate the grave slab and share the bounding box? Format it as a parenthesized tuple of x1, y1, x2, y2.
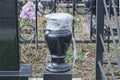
(43, 68, 72, 80)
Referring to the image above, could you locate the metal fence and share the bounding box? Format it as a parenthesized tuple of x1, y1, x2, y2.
(96, 0, 120, 80)
(18, 0, 97, 44)
(18, 0, 120, 79)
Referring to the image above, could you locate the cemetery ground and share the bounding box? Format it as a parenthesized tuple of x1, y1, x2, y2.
(19, 12, 120, 79)
(19, 14, 120, 79)
(19, 15, 96, 80)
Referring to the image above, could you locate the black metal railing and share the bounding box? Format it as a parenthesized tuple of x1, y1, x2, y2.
(96, 0, 120, 80)
(18, 0, 119, 44)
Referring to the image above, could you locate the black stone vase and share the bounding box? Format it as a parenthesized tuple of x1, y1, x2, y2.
(45, 30, 72, 73)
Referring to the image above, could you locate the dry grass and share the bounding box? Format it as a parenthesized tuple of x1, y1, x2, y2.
(19, 12, 96, 80)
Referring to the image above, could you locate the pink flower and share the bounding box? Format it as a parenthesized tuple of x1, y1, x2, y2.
(20, 1, 36, 20)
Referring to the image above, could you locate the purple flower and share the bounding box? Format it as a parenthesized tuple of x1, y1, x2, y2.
(20, 1, 36, 20)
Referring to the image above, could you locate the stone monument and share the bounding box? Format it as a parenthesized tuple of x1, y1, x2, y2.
(44, 13, 73, 80)
(0, 0, 31, 80)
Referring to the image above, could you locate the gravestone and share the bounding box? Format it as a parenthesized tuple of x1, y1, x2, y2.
(0, 0, 31, 80)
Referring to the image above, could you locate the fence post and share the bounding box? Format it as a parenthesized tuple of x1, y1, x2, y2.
(96, 0, 104, 80)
